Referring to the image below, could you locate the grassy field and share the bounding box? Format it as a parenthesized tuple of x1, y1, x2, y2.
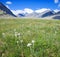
(0, 18, 60, 57)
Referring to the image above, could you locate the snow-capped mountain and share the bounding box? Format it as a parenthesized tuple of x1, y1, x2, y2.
(0, 2, 16, 17)
(17, 9, 55, 18)
(38, 10, 55, 17)
(17, 9, 60, 19)
(52, 11, 60, 19)
(0, 2, 60, 19)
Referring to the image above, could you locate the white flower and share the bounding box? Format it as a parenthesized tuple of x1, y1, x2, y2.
(17, 33, 21, 36)
(27, 43, 32, 47)
(2, 33, 5, 35)
(15, 32, 18, 37)
(2, 53, 5, 57)
(16, 41, 19, 44)
(17, 33, 21, 38)
(2, 33, 5, 37)
(20, 40, 23, 43)
(15, 32, 21, 37)
(32, 40, 35, 43)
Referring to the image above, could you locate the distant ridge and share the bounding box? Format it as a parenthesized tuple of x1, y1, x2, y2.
(17, 9, 60, 19)
(17, 10, 55, 18)
(0, 2, 16, 17)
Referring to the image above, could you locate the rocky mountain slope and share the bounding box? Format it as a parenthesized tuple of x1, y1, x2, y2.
(0, 2, 16, 17)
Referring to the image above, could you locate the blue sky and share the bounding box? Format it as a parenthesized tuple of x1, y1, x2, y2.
(0, 0, 60, 15)
(0, 0, 60, 10)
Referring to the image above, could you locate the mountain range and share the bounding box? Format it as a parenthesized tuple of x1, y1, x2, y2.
(0, 2, 60, 19)
(18, 9, 60, 19)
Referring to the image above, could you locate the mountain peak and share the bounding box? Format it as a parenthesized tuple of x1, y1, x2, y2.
(0, 2, 16, 17)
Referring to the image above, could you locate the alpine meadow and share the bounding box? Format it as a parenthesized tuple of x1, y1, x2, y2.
(0, 0, 60, 57)
(0, 18, 60, 57)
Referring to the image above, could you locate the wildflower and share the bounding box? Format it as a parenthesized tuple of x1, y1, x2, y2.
(2, 53, 5, 57)
(27, 43, 33, 57)
(15, 32, 21, 37)
(2, 33, 5, 38)
(32, 40, 35, 53)
(32, 40, 35, 43)
(17, 33, 21, 38)
(2, 33, 5, 35)
(17, 33, 21, 36)
(27, 43, 32, 47)
(16, 41, 19, 44)
(15, 32, 18, 37)
(20, 40, 23, 43)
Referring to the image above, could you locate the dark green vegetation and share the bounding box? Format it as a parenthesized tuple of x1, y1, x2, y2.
(0, 18, 60, 57)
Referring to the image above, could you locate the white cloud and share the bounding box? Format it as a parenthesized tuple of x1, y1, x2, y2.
(11, 8, 34, 15)
(35, 8, 51, 13)
(6, 1, 12, 4)
(11, 8, 60, 15)
(54, 0, 59, 3)
(54, 9, 60, 12)
(24, 8, 34, 13)
(11, 10, 24, 15)
(58, 4, 60, 7)
(11, 8, 52, 15)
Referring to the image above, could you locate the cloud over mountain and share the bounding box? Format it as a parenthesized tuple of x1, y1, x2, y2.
(35, 8, 51, 13)
(58, 4, 60, 7)
(54, 0, 59, 3)
(6, 1, 12, 4)
(24, 8, 34, 13)
(11, 8, 34, 15)
(11, 8, 51, 15)
(54, 9, 60, 12)
(11, 10, 24, 15)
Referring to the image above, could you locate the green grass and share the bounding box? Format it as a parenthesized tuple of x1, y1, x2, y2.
(0, 18, 60, 57)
